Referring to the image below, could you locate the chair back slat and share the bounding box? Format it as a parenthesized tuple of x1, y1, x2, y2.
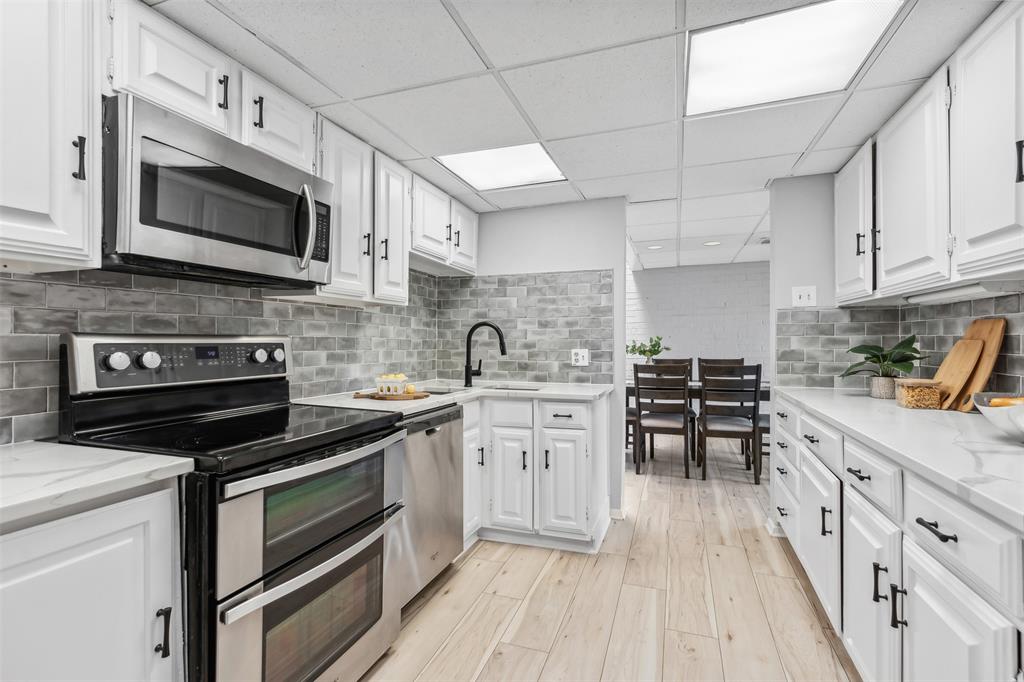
(699, 364, 762, 421)
(634, 361, 691, 414)
(698, 357, 743, 376)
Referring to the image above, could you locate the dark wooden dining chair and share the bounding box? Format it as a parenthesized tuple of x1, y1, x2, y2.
(633, 361, 692, 476)
(625, 385, 638, 453)
(696, 364, 763, 482)
(650, 357, 697, 460)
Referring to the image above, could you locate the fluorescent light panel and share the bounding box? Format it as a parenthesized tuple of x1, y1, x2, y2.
(686, 0, 902, 115)
(435, 143, 565, 191)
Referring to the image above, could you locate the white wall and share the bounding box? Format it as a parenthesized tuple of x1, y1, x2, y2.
(770, 175, 835, 310)
(626, 262, 771, 378)
(478, 198, 628, 514)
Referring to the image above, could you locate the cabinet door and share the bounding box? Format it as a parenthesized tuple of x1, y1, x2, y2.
(901, 538, 1017, 682)
(488, 426, 533, 532)
(373, 152, 411, 304)
(950, 4, 1024, 278)
(463, 427, 483, 540)
(834, 141, 875, 302)
(110, 0, 231, 134)
(450, 199, 479, 273)
(538, 428, 588, 536)
(876, 69, 951, 296)
(843, 488, 901, 682)
(411, 176, 452, 261)
(240, 69, 316, 171)
(798, 450, 842, 631)
(318, 119, 373, 300)
(0, 489, 179, 681)
(0, 0, 100, 272)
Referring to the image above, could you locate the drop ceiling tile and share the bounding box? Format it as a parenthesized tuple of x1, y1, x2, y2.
(638, 251, 680, 268)
(157, 0, 339, 106)
(860, 0, 998, 88)
(453, 193, 498, 213)
(547, 123, 678, 181)
(681, 191, 768, 221)
(315, 102, 422, 161)
(733, 243, 771, 262)
(681, 154, 799, 199)
(683, 96, 842, 167)
(358, 75, 536, 156)
(632, 238, 678, 252)
(627, 199, 678, 226)
(214, 0, 485, 98)
(576, 170, 678, 203)
(628, 222, 678, 242)
(503, 38, 677, 139)
(816, 81, 923, 149)
(793, 146, 859, 176)
(677, 246, 743, 266)
(452, 0, 676, 67)
(481, 182, 581, 209)
(683, 0, 818, 29)
(679, 233, 747, 250)
(402, 159, 475, 196)
(681, 216, 761, 238)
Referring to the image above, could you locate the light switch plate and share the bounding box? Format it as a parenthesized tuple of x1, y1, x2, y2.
(792, 285, 817, 307)
(571, 348, 590, 366)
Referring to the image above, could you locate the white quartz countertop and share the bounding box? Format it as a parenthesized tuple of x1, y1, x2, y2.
(776, 387, 1024, 532)
(294, 381, 615, 417)
(0, 441, 193, 528)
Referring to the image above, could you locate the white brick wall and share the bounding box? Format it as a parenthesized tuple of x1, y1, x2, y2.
(626, 262, 772, 378)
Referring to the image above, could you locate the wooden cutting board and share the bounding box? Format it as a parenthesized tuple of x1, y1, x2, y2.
(354, 391, 431, 401)
(932, 339, 984, 409)
(950, 317, 1007, 412)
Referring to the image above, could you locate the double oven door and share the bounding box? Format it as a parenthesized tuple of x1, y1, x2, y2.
(213, 430, 405, 681)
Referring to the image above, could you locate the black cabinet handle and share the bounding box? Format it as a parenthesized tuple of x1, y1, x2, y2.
(218, 75, 229, 109)
(803, 434, 819, 444)
(446, 224, 452, 241)
(889, 584, 907, 628)
(71, 136, 86, 180)
(544, 449, 550, 469)
(380, 238, 389, 261)
(477, 446, 484, 467)
(776, 506, 788, 517)
(1016, 140, 1023, 183)
(776, 411, 788, 419)
(873, 226, 881, 252)
(363, 233, 371, 256)
(552, 413, 572, 419)
(455, 230, 461, 247)
(846, 466, 871, 481)
(522, 450, 527, 471)
(855, 232, 865, 256)
(154, 606, 172, 658)
(253, 95, 265, 128)
(915, 517, 958, 543)
(775, 440, 788, 450)
(820, 506, 833, 536)
(872, 562, 888, 603)
(776, 466, 787, 476)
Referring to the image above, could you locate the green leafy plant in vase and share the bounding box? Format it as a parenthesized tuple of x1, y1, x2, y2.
(840, 335, 926, 399)
(626, 336, 671, 362)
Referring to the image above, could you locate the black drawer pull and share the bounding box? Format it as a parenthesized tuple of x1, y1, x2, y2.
(803, 433, 819, 444)
(855, 232, 865, 256)
(380, 237, 389, 261)
(776, 466, 787, 476)
(872, 562, 888, 602)
(776, 506, 788, 517)
(544, 449, 550, 469)
(362, 233, 371, 256)
(455, 229, 461, 247)
(820, 506, 832, 536)
(72, 136, 86, 180)
(552, 413, 573, 419)
(1016, 140, 1023, 183)
(522, 450, 527, 471)
(218, 74, 229, 109)
(154, 607, 172, 658)
(253, 95, 265, 128)
(775, 440, 788, 449)
(846, 466, 871, 482)
(477, 446, 484, 467)
(889, 584, 907, 628)
(915, 517, 958, 543)
(776, 411, 788, 419)
(446, 224, 452, 241)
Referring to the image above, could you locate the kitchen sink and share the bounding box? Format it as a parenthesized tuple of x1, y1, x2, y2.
(490, 385, 542, 391)
(422, 387, 469, 395)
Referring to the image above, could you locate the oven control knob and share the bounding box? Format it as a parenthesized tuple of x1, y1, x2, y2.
(104, 351, 131, 372)
(137, 351, 162, 370)
(270, 348, 285, 363)
(250, 348, 269, 364)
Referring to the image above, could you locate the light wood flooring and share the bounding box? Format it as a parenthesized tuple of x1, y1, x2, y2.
(364, 437, 861, 682)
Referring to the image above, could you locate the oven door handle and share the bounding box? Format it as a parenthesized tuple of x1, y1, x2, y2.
(222, 429, 407, 499)
(297, 183, 316, 271)
(219, 505, 403, 626)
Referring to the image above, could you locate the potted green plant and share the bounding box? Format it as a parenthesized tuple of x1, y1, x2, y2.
(840, 335, 926, 399)
(626, 336, 671, 362)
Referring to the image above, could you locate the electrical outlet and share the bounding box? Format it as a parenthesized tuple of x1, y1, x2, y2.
(791, 285, 817, 307)
(571, 348, 590, 367)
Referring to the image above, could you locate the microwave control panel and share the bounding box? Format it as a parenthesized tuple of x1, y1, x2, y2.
(312, 204, 330, 262)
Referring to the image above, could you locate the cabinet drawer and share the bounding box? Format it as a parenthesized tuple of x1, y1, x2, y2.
(797, 413, 842, 475)
(540, 402, 588, 429)
(905, 475, 1023, 617)
(773, 479, 799, 553)
(772, 428, 800, 470)
(773, 397, 801, 437)
(773, 445, 799, 500)
(487, 400, 533, 428)
(844, 439, 902, 519)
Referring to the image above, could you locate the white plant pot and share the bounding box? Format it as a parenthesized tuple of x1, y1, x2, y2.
(870, 376, 896, 400)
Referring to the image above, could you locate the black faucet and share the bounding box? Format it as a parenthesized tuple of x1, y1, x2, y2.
(465, 321, 508, 387)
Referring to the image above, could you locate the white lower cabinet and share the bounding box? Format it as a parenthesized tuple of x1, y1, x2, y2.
(488, 426, 534, 532)
(463, 426, 482, 541)
(538, 428, 588, 536)
(0, 489, 181, 681)
(797, 448, 842, 631)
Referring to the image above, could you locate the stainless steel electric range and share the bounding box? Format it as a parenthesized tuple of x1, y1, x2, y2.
(59, 333, 406, 682)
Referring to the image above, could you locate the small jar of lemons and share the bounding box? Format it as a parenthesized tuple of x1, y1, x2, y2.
(376, 373, 408, 395)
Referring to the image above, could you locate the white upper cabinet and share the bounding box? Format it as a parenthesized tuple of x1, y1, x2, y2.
(373, 152, 411, 305)
(110, 0, 232, 135)
(450, 199, 479, 273)
(411, 176, 452, 261)
(538, 428, 588, 536)
(950, 2, 1024, 279)
(0, 0, 101, 273)
(875, 69, 951, 296)
(239, 69, 316, 172)
(834, 141, 875, 303)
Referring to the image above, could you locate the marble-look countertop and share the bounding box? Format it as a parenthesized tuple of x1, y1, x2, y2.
(0, 441, 193, 529)
(777, 387, 1024, 532)
(295, 380, 615, 417)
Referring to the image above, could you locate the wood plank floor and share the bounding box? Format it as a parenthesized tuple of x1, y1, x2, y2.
(364, 437, 862, 682)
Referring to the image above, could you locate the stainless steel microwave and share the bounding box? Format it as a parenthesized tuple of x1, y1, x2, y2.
(102, 94, 332, 289)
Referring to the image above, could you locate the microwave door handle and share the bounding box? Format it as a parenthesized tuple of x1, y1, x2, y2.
(219, 506, 404, 626)
(297, 183, 316, 271)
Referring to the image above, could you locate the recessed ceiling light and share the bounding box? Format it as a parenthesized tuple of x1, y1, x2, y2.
(646, 245, 664, 250)
(703, 241, 721, 247)
(685, 0, 903, 115)
(435, 143, 565, 191)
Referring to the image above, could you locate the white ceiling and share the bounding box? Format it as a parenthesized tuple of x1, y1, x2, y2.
(152, 0, 1000, 268)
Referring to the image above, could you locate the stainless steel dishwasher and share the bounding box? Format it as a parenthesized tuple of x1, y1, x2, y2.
(391, 404, 463, 607)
